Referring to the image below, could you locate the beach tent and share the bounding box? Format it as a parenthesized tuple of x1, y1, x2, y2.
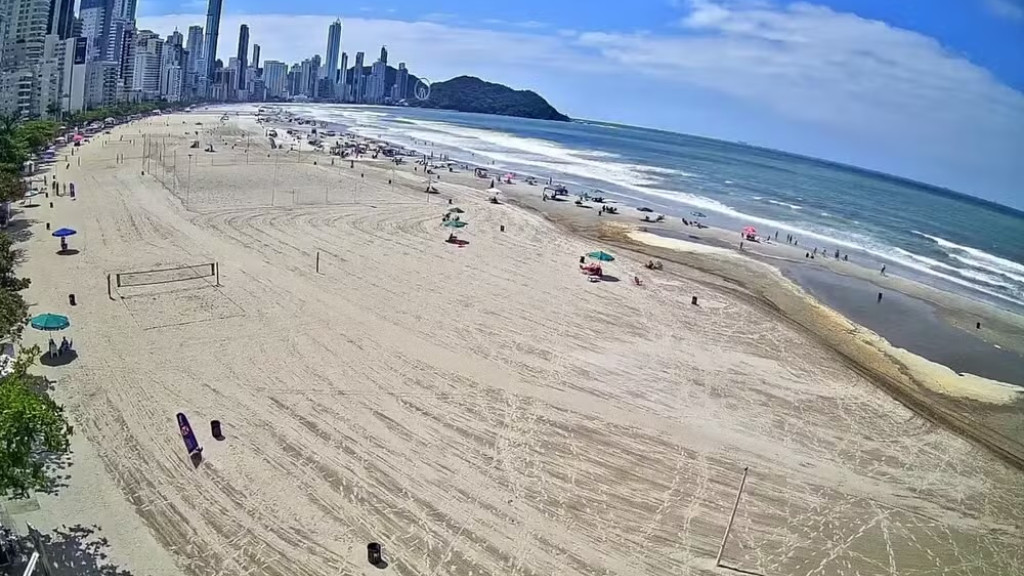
(448, 207, 465, 214)
(587, 250, 615, 262)
(443, 220, 468, 229)
(30, 313, 70, 331)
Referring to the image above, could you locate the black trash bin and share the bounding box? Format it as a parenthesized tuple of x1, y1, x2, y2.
(69, 294, 76, 306)
(211, 420, 223, 439)
(367, 542, 382, 565)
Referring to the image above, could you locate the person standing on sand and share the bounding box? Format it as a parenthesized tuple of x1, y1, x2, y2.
(881, 265, 886, 275)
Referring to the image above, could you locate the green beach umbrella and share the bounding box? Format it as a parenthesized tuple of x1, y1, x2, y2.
(587, 250, 615, 262)
(443, 220, 468, 228)
(30, 313, 70, 331)
(448, 207, 465, 213)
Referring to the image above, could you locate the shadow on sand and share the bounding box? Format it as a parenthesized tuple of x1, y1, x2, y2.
(16, 524, 136, 576)
(39, 350, 78, 367)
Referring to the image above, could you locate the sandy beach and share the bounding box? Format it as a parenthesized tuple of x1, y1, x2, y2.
(3, 111, 1022, 576)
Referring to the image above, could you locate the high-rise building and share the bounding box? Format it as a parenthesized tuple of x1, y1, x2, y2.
(185, 25, 203, 72)
(0, 0, 58, 115)
(338, 51, 348, 101)
(160, 31, 187, 101)
(48, 0, 77, 40)
(78, 0, 111, 61)
(369, 59, 386, 104)
(106, 0, 138, 69)
(130, 29, 162, 99)
(353, 51, 364, 103)
(262, 60, 287, 98)
(235, 24, 249, 92)
(395, 62, 409, 102)
(203, 0, 223, 88)
(310, 55, 320, 96)
(61, 37, 90, 113)
(251, 43, 260, 71)
(324, 19, 341, 81)
(379, 45, 387, 66)
(184, 25, 203, 98)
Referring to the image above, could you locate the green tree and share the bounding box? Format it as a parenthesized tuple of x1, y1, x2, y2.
(13, 119, 60, 153)
(0, 170, 26, 204)
(0, 115, 27, 174)
(0, 346, 74, 497)
(0, 233, 29, 343)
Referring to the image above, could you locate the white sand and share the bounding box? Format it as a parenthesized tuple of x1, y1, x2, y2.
(8, 113, 1022, 576)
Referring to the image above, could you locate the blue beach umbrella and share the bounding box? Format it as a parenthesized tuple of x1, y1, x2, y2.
(51, 227, 77, 238)
(30, 313, 70, 331)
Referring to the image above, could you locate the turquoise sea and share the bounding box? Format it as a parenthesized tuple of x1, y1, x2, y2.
(272, 104, 1024, 311)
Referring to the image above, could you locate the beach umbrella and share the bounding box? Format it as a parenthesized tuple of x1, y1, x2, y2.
(72, 134, 84, 142)
(51, 227, 77, 238)
(443, 220, 468, 229)
(691, 211, 707, 218)
(487, 187, 502, 194)
(448, 207, 465, 214)
(742, 226, 757, 236)
(30, 313, 70, 331)
(587, 250, 615, 262)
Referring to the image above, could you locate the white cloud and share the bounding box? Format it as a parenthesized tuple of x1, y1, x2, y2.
(138, 3, 1024, 200)
(984, 0, 1024, 21)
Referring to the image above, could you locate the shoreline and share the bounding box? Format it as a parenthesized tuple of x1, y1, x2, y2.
(526, 202, 1024, 465)
(282, 106, 1024, 380)
(260, 106, 1024, 467)
(9, 110, 1021, 576)
(253, 103, 1024, 318)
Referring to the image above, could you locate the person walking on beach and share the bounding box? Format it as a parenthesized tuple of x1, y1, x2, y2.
(881, 265, 887, 275)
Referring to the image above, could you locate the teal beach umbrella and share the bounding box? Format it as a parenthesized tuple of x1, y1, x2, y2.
(587, 250, 615, 262)
(30, 313, 70, 331)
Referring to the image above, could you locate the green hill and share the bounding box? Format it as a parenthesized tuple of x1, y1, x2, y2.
(410, 76, 570, 122)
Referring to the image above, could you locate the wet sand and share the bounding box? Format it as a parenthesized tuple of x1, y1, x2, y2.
(782, 265, 1024, 387)
(4, 111, 1022, 576)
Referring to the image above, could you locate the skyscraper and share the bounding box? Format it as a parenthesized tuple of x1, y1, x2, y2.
(185, 25, 203, 73)
(251, 44, 260, 71)
(203, 0, 223, 87)
(106, 0, 138, 69)
(78, 0, 111, 61)
(396, 62, 408, 102)
(324, 19, 341, 81)
(353, 51, 364, 103)
(338, 51, 348, 101)
(49, 0, 77, 39)
(235, 24, 248, 91)
(262, 60, 287, 98)
(379, 45, 387, 66)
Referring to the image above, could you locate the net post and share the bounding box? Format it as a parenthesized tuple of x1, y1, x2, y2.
(107, 274, 113, 300)
(716, 466, 749, 567)
(215, 262, 220, 286)
(316, 251, 320, 273)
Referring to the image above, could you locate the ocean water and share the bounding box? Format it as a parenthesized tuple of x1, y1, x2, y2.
(263, 104, 1024, 310)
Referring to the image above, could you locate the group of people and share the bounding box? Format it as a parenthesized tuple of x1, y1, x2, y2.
(48, 336, 74, 358)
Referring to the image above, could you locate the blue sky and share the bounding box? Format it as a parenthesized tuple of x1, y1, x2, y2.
(139, 0, 1024, 209)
